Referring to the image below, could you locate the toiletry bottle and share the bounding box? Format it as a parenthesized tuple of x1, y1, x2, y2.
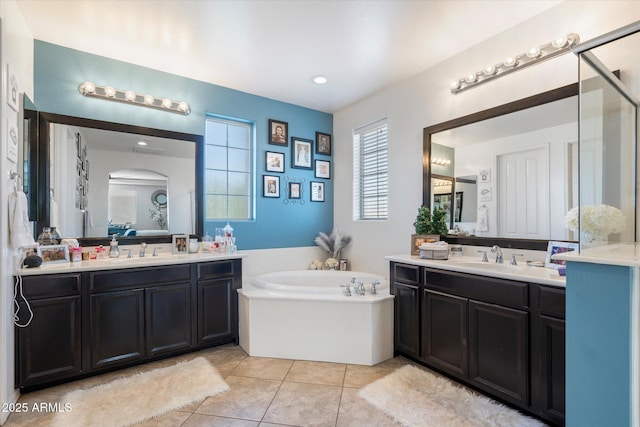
(109, 234, 120, 258)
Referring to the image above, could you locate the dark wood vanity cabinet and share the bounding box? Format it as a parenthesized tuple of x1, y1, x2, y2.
(390, 261, 565, 425)
(15, 258, 242, 390)
(15, 273, 82, 387)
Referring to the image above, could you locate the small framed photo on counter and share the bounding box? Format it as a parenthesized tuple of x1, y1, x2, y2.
(37, 244, 70, 264)
(172, 234, 189, 254)
(544, 241, 579, 269)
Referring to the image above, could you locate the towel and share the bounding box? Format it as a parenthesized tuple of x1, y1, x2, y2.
(8, 191, 37, 249)
(476, 205, 489, 232)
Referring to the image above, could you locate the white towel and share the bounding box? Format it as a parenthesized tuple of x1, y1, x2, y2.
(8, 191, 37, 249)
(476, 205, 489, 232)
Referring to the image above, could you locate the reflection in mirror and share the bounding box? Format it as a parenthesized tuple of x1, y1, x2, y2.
(431, 175, 454, 226)
(48, 122, 195, 239)
(21, 95, 38, 220)
(426, 84, 579, 242)
(108, 169, 169, 237)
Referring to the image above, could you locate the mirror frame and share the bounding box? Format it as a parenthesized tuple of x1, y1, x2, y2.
(36, 112, 204, 246)
(22, 95, 39, 221)
(423, 82, 578, 251)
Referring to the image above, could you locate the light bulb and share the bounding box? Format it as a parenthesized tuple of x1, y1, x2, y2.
(526, 47, 541, 58)
(503, 57, 517, 67)
(450, 80, 461, 90)
(104, 86, 116, 97)
(137, 141, 147, 146)
(161, 98, 172, 109)
(177, 101, 189, 113)
(552, 36, 568, 48)
(125, 90, 136, 101)
(483, 65, 497, 76)
(144, 94, 155, 105)
(464, 73, 477, 83)
(81, 82, 96, 94)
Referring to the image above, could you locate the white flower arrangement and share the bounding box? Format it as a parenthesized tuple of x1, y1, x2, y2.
(314, 229, 352, 259)
(309, 259, 324, 270)
(325, 257, 339, 270)
(564, 205, 627, 237)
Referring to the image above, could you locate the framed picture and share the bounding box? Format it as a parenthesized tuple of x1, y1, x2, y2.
(263, 175, 280, 198)
(410, 234, 440, 256)
(76, 133, 82, 158)
(269, 119, 288, 146)
(339, 259, 348, 271)
(545, 241, 579, 269)
(265, 151, 284, 173)
(291, 137, 313, 169)
(315, 132, 332, 155)
(7, 64, 18, 112)
(479, 169, 491, 183)
(289, 182, 301, 199)
(310, 181, 324, 202)
(315, 160, 331, 179)
(172, 234, 189, 254)
(37, 244, 70, 264)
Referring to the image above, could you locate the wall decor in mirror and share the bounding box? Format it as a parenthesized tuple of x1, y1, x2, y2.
(36, 113, 203, 245)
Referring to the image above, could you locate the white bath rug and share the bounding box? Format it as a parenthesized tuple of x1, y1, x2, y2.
(53, 356, 229, 427)
(358, 364, 545, 427)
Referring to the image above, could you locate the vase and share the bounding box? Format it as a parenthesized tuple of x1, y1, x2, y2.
(581, 232, 608, 248)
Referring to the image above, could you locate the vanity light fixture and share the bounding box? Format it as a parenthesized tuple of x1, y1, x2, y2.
(431, 157, 451, 166)
(78, 82, 191, 115)
(450, 33, 580, 94)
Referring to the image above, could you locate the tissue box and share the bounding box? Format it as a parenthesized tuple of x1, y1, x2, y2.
(419, 242, 449, 260)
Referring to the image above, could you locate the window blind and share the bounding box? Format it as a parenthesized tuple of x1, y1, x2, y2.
(353, 120, 388, 220)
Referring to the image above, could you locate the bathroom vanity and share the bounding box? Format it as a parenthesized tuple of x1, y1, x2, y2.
(14, 252, 244, 391)
(386, 254, 565, 426)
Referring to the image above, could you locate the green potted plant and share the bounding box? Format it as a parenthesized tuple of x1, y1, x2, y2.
(411, 205, 448, 255)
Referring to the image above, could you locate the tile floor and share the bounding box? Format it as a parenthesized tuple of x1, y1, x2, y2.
(5, 345, 411, 426)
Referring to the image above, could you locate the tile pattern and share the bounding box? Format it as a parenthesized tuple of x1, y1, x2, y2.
(5, 345, 405, 427)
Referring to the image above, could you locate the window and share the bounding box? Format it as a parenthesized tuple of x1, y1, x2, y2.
(205, 116, 253, 220)
(353, 119, 388, 220)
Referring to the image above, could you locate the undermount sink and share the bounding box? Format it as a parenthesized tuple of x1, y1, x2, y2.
(449, 261, 525, 272)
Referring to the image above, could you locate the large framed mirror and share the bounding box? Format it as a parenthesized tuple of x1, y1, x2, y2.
(423, 83, 579, 250)
(36, 112, 204, 246)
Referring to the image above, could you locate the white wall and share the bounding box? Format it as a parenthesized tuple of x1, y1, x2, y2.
(333, 1, 640, 277)
(0, 1, 33, 423)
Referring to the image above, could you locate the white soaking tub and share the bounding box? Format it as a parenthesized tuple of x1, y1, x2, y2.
(238, 270, 394, 365)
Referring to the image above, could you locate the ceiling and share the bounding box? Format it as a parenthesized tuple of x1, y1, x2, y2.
(16, 0, 563, 113)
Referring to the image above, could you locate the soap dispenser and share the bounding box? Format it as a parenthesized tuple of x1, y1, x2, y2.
(109, 234, 120, 258)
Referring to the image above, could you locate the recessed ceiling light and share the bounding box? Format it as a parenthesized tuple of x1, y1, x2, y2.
(137, 141, 148, 146)
(312, 75, 328, 85)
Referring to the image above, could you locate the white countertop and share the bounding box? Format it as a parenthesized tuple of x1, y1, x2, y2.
(16, 252, 247, 276)
(552, 242, 640, 268)
(385, 254, 566, 287)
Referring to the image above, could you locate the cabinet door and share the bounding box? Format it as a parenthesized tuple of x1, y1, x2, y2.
(16, 296, 81, 387)
(537, 315, 566, 425)
(91, 289, 145, 369)
(469, 300, 529, 407)
(422, 290, 468, 378)
(394, 283, 420, 358)
(146, 283, 192, 357)
(198, 278, 233, 344)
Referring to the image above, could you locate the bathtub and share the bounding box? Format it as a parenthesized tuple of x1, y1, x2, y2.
(238, 270, 394, 366)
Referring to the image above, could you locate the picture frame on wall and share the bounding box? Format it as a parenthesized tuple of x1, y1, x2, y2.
(315, 132, 331, 155)
(172, 234, 189, 254)
(269, 119, 288, 146)
(263, 175, 280, 198)
(289, 182, 301, 199)
(291, 137, 313, 169)
(310, 181, 324, 202)
(315, 160, 331, 179)
(265, 151, 285, 173)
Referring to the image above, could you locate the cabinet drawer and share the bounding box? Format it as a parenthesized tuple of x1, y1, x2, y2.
(20, 274, 81, 299)
(424, 269, 528, 309)
(198, 261, 234, 279)
(538, 285, 565, 319)
(393, 263, 421, 285)
(90, 265, 191, 292)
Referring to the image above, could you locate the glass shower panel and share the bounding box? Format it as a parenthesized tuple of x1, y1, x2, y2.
(577, 29, 639, 249)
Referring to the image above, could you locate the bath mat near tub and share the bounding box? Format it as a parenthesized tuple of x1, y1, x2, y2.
(358, 364, 545, 427)
(52, 356, 229, 427)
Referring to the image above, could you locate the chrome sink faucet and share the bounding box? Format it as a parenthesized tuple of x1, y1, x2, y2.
(351, 277, 366, 296)
(491, 245, 503, 264)
(139, 242, 147, 257)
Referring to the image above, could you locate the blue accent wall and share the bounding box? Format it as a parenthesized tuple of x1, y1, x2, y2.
(565, 262, 633, 427)
(34, 41, 333, 250)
